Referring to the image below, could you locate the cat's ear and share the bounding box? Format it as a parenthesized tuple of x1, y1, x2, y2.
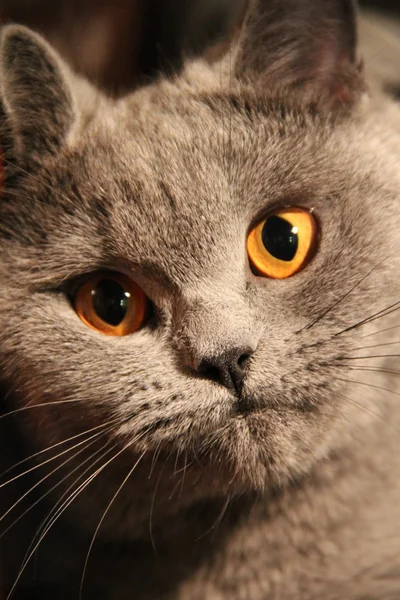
(0, 25, 77, 165)
(218, 0, 363, 108)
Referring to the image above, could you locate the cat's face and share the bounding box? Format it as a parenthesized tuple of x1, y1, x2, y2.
(1, 3, 400, 536)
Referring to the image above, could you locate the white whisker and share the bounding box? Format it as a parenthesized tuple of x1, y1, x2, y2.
(0, 399, 83, 422)
(0, 434, 116, 540)
(0, 421, 117, 492)
(0, 416, 121, 482)
(0, 430, 106, 524)
(79, 450, 146, 599)
(7, 433, 147, 599)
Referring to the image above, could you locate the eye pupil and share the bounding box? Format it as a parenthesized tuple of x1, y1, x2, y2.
(91, 279, 129, 326)
(262, 216, 298, 262)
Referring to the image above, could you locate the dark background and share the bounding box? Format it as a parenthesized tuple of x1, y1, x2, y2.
(362, 0, 398, 8)
(0, 0, 398, 94)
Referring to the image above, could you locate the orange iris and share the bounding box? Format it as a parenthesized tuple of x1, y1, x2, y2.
(247, 208, 318, 279)
(74, 272, 148, 336)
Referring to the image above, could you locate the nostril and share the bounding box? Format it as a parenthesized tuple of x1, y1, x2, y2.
(198, 363, 221, 385)
(195, 347, 255, 394)
(238, 353, 250, 369)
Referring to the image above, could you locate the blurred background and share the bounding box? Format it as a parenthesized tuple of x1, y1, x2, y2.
(0, 0, 398, 95)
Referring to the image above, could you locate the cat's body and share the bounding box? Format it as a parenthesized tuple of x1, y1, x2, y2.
(0, 2, 400, 598)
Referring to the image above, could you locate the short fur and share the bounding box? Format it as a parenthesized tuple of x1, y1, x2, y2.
(0, 1, 400, 598)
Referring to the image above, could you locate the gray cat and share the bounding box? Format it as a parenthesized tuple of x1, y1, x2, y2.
(0, 0, 400, 598)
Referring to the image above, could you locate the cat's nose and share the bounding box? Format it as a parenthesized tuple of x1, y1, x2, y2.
(197, 348, 253, 394)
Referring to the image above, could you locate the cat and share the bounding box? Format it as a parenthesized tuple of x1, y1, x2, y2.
(0, 0, 400, 598)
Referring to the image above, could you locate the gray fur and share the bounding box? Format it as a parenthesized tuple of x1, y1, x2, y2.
(0, 1, 399, 598)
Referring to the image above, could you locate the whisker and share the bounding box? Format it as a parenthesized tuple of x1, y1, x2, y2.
(7, 433, 147, 598)
(334, 301, 400, 337)
(178, 451, 191, 499)
(0, 416, 121, 481)
(0, 435, 116, 540)
(149, 440, 163, 479)
(335, 376, 400, 400)
(351, 341, 400, 351)
(360, 324, 400, 339)
(79, 450, 146, 599)
(16, 423, 144, 563)
(18, 441, 118, 570)
(0, 430, 107, 523)
(0, 421, 117, 491)
(334, 389, 400, 436)
(175, 454, 195, 476)
(168, 477, 184, 502)
(149, 464, 165, 553)
(196, 494, 231, 542)
(0, 399, 83, 422)
(173, 448, 181, 476)
(339, 354, 400, 360)
(7, 449, 122, 597)
(7, 472, 101, 600)
(338, 364, 400, 377)
(296, 255, 394, 333)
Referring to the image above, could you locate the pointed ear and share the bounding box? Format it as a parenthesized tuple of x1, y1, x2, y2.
(224, 0, 363, 108)
(0, 25, 77, 164)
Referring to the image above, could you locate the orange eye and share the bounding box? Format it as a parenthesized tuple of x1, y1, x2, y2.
(74, 272, 148, 336)
(247, 207, 318, 279)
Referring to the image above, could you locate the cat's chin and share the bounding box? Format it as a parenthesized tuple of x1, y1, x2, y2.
(161, 408, 317, 498)
(192, 401, 336, 497)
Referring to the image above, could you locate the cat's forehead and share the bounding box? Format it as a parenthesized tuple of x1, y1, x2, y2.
(71, 92, 329, 276)
(40, 85, 377, 287)
(83, 88, 338, 221)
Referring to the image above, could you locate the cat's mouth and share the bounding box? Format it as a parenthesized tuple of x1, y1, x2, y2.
(229, 382, 276, 416)
(233, 394, 259, 416)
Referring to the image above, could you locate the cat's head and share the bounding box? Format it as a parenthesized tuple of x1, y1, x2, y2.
(0, 1, 399, 536)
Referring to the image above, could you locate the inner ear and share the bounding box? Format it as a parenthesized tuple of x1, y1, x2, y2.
(0, 25, 77, 164)
(223, 0, 363, 108)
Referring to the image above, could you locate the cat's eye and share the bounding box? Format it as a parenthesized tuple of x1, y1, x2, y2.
(247, 208, 318, 279)
(74, 273, 148, 336)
